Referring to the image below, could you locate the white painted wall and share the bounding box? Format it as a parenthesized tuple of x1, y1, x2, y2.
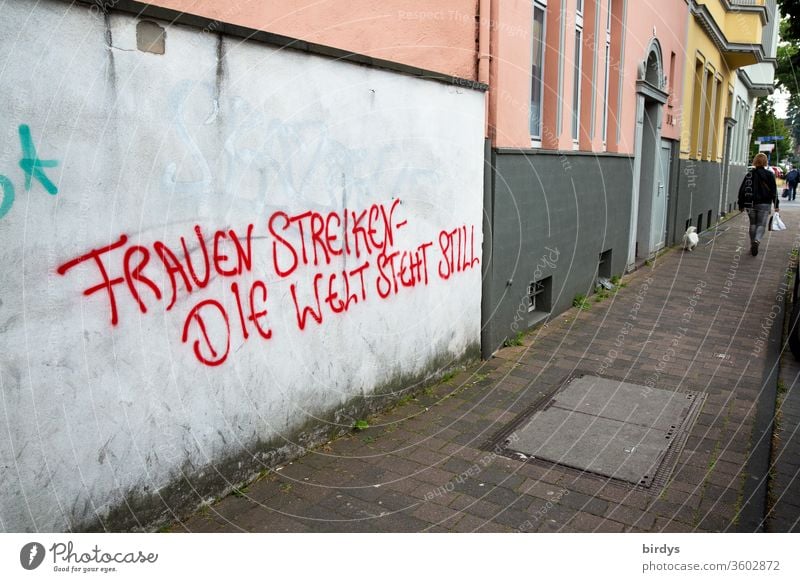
(0, 0, 484, 531)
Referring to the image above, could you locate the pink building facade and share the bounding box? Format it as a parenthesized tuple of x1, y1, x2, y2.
(488, 0, 687, 153)
(137, 0, 480, 80)
(480, 0, 690, 354)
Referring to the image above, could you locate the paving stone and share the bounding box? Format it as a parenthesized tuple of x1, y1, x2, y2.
(411, 501, 463, 526)
(450, 513, 493, 532)
(166, 212, 797, 534)
(567, 511, 625, 533)
(451, 496, 504, 521)
(652, 517, 694, 533)
(180, 514, 226, 533)
(604, 504, 657, 530)
(557, 489, 610, 517)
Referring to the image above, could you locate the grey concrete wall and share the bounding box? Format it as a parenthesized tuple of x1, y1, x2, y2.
(669, 159, 725, 245)
(727, 165, 748, 213)
(482, 150, 634, 355)
(0, 0, 485, 532)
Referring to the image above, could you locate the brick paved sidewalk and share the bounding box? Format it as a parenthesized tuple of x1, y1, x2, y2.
(169, 209, 798, 533)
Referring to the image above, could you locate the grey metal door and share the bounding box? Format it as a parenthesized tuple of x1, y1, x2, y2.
(650, 141, 671, 252)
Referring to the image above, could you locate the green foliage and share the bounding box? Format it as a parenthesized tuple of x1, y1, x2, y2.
(397, 393, 417, 406)
(572, 294, 590, 311)
(751, 97, 795, 162)
(353, 420, 369, 431)
(440, 370, 457, 383)
(777, 2, 800, 45)
(503, 332, 524, 347)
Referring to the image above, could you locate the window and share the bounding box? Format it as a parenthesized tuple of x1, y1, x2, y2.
(527, 276, 552, 324)
(602, 0, 611, 144)
(572, 1, 584, 144)
(527, 280, 546, 313)
(690, 59, 705, 159)
(702, 67, 714, 159)
(531, 2, 547, 140)
(598, 249, 612, 279)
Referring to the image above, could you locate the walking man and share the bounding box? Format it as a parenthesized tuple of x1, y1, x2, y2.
(786, 167, 799, 201)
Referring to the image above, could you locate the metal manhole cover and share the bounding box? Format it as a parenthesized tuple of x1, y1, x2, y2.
(499, 374, 704, 490)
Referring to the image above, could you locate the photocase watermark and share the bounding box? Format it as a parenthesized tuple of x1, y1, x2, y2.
(596, 276, 653, 377)
(509, 246, 560, 334)
(642, 279, 706, 392)
(450, 76, 487, 91)
(17, 540, 159, 574)
(720, 219, 748, 300)
(87, 0, 123, 18)
(518, 488, 569, 531)
(751, 233, 800, 355)
(19, 542, 46, 570)
(422, 433, 519, 501)
(397, 10, 525, 38)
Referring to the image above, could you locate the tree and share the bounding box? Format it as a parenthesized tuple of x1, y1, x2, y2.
(775, 20, 799, 95)
(774, 14, 800, 161)
(777, 1, 800, 45)
(750, 97, 795, 164)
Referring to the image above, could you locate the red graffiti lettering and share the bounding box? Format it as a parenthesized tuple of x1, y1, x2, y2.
(266, 199, 403, 275)
(269, 210, 298, 278)
(154, 241, 193, 311)
(123, 245, 161, 315)
(56, 201, 479, 368)
(248, 280, 272, 340)
(290, 273, 324, 330)
(376, 242, 432, 298)
(438, 225, 479, 280)
(376, 250, 400, 299)
(213, 230, 238, 277)
(325, 260, 370, 314)
(182, 299, 230, 366)
(56, 234, 129, 326)
(182, 225, 211, 288)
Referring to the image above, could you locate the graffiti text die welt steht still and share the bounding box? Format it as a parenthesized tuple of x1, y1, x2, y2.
(56, 200, 480, 367)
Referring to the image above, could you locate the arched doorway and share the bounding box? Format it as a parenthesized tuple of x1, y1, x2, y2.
(627, 40, 671, 269)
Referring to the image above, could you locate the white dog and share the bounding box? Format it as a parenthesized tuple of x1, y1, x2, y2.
(682, 226, 699, 251)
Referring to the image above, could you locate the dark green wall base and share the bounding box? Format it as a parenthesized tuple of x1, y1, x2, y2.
(669, 159, 727, 245)
(81, 343, 479, 532)
(482, 149, 634, 355)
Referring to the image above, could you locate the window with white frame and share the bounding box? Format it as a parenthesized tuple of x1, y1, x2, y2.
(602, 0, 611, 144)
(571, 0, 584, 144)
(530, 1, 547, 141)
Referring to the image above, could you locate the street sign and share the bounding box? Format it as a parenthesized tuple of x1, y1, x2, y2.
(759, 144, 775, 152)
(756, 136, 785, 142)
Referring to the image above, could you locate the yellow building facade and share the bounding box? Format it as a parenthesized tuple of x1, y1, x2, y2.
(680, 0, 768, 164)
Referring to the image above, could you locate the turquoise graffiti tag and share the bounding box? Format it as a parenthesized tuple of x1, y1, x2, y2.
(0, 124, 59, 219)
(0, 175, 14, 219)
(18, 124, 58, 195)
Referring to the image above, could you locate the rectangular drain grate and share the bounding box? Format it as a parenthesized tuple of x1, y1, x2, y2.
(487, 373, 706, 494)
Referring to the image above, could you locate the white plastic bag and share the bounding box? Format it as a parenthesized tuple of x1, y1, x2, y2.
(773, 212, 787, 231)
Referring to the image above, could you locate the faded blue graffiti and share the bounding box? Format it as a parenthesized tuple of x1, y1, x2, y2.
(0, 175, 14, 219)
(0, 124, 59, 219)
(18, 124, 58, 195)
